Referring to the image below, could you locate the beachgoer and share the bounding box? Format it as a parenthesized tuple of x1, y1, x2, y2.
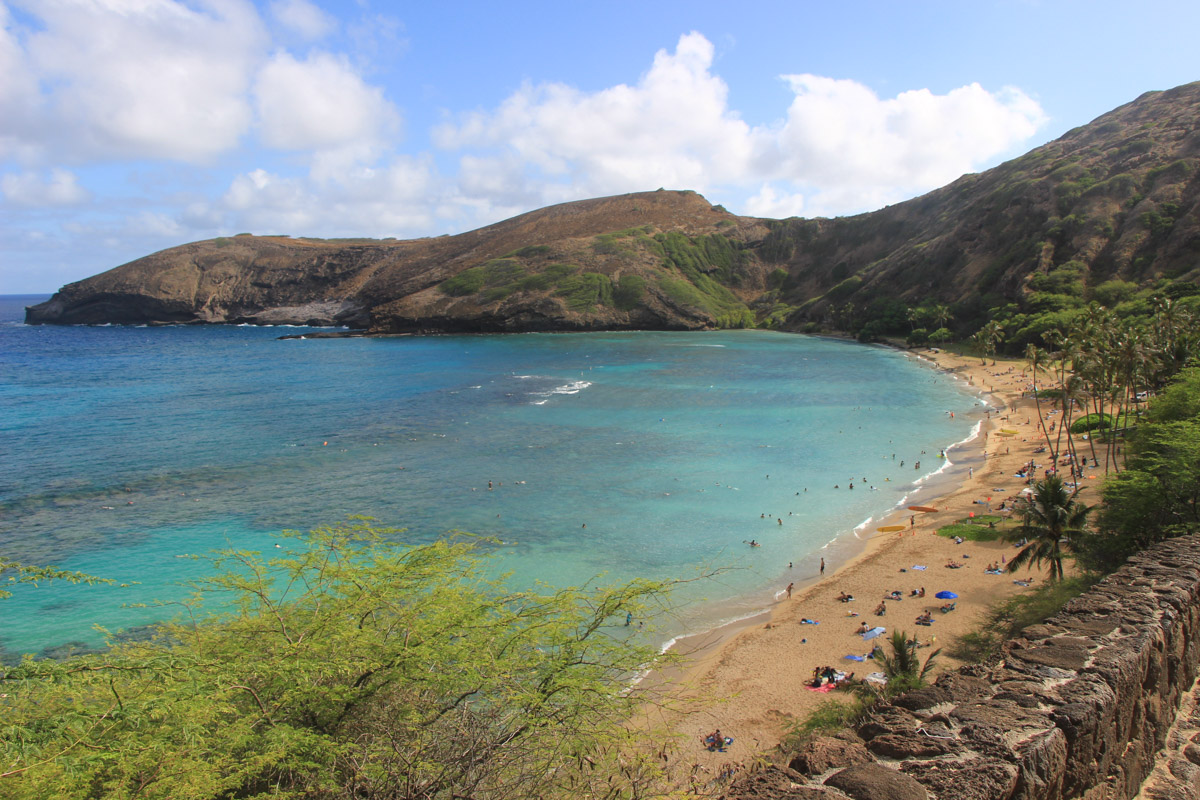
(786, 582, 794, 599)
(625, 611, 632, 626)
(820, 558, 825, 574)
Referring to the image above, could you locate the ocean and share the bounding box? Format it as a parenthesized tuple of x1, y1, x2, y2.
(0, 294, 984, 658)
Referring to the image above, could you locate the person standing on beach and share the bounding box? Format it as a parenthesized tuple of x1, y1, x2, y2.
(820, 558, 825, 575)
(786, 582, 794, 598)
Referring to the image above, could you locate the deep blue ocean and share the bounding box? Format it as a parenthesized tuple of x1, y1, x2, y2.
(1, 294, 984, 658)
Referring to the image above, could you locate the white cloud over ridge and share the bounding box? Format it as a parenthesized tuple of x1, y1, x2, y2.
(254, 51, 399, 152)
(437, 32, 1047, 219)
(1, 168, 88, 205)
(270, 0, 335, 40)
(1, 13, 1049, 291)
(23, 0, 267, 162)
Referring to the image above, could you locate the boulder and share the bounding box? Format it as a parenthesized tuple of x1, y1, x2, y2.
(900, 758, 1018, 800)
(892, 685, 950, 712)
(788, 735, 873, 776)
(866, 731, 959, 759)
(721, 765, 842, 800)
(824, 763, 927, 800)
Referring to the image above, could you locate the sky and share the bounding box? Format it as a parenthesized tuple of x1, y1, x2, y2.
(2, 1, 1198, 294)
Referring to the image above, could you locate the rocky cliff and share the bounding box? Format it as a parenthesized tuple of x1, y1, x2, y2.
(723, 534, 1200, 800)
(25, 82, 1200, 332)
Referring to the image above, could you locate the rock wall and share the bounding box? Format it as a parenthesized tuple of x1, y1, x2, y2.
(727, 534, 1200, 800)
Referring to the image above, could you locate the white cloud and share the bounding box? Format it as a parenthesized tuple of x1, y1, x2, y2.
(1, 168, 89, 206)
(22, 0, 268, 162)
(254, 50, 400, 153)
(764, 75, 1047, 200)
(436, 32, 1045, 218)
(436, 32, 754, 203)
(214, 156, 439, 236)
(0, 5, 39, 135)
(744, 184, 806, 219)
(269, 0, 334, 40)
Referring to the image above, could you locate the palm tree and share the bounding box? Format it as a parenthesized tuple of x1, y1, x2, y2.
(1006, 474, 1092, 581)
(973, 320, 1004, 365)
(931, 304, 951, 332)
(864, 630, 941, 696)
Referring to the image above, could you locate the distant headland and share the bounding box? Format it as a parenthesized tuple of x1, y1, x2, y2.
(26, 82, 1200, 343)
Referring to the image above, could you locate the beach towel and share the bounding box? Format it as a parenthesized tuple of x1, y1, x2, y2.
(864, 672, 888, 685)
(843, 654, 865, 662)
(806, 682, 838, 693)
(862, 626, 886, 640)
(800, 619, 819, 625)
(910, 565, 927, 570)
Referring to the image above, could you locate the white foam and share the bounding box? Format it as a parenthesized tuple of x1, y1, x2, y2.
(550, 380, 592, 395)
(529, 379, 593, 405)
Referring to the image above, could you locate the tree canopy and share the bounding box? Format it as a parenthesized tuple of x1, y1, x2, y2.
(1, 520, 686, 799)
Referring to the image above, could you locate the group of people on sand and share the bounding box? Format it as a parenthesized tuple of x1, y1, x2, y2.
(810, 664, 850, 688)
(701, 728, 728, 751)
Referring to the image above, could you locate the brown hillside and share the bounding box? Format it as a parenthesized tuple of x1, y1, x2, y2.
(26, 82, 1200, 337)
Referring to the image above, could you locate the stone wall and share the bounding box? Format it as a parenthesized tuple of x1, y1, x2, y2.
(726, 534, 1200, 800)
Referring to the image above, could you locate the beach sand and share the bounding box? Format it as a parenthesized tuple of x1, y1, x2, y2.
(640, 348, 1087, 769)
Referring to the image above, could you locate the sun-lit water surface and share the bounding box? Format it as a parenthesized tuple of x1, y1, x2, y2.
(1, 295, 984, 657)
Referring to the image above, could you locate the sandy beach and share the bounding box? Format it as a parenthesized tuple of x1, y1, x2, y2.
(642, 347, 1085, 769)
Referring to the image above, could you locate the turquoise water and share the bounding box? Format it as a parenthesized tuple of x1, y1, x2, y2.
(1, 295, 983, 658)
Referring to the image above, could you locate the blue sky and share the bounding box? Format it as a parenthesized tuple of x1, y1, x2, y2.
(2, 1, 1198, 294)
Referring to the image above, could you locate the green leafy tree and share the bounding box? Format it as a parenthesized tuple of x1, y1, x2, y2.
(1005, 475, 1093, 581)
(0, 558, 113, 599)
(1, 520, 687, 799)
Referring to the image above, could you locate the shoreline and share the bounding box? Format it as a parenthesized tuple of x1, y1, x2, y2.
(645, 346, 992, 674)
(641, 347, 1066, 764)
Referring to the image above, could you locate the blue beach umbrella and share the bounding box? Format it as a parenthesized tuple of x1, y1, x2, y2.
(935, 591, 957, 599)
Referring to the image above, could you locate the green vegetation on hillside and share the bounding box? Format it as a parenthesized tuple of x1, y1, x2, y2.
(651, 231, 754, 327)
(1081, 365, 1200, 571)
(435, 227, 757, 328)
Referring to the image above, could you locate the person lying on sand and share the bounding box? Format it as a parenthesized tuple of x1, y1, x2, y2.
(836, 592, 854, 602)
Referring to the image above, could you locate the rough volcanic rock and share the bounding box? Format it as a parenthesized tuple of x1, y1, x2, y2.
(824, 763, 927, 800)
(900, 758, 1018, 800)
(787, 734, 873, 776)
(720, 766, 839, 800)
(865, 731, 960, 759)
(891, 685, 951, 712)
